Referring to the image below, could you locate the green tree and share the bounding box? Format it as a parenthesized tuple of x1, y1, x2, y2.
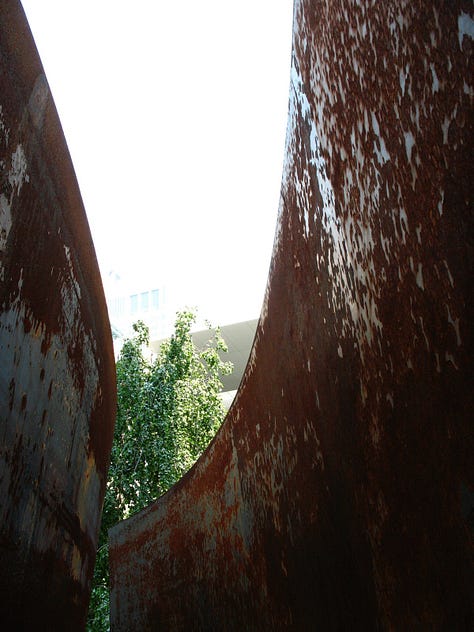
(87, 310, 232, 631)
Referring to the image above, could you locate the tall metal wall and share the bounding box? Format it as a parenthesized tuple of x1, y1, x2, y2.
(110, 1, 473, 630)
(0, 3, 116, 629)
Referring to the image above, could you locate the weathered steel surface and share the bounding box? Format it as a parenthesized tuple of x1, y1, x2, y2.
(110, 1, 473, 629)
(0, 2, 116, 629)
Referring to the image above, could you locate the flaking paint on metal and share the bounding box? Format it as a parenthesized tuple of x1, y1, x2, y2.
(109, 1, 473, 629)
(0, 2, 116, 629)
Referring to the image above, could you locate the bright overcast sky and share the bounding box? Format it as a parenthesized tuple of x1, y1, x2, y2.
(21, 1, 294, 325)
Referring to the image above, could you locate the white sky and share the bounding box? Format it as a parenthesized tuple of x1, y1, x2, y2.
(21, 1, 294, 326)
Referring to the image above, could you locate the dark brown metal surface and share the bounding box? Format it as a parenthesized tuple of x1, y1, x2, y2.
(0, 2, 116, 629)
(109, 1, 473, 629)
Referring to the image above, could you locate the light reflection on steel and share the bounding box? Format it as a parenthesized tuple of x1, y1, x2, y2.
(109, 1, 473, 629)
(0, 2, 116, 629)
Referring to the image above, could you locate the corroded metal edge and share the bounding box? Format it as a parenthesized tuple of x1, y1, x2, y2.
(0, 2, 116, 629)
(109, 1, 473, 629)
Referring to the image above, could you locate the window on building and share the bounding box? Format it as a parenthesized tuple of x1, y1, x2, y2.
(141, 291, 149, 312)
(112, 297, 126, 315)
(151, 289, 159, 310)
(130, 294, 138, 313)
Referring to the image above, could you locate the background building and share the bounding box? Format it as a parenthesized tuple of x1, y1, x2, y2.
(150, 318, 258, 410)
(103, 270, 175, 354)
(104, 269, 258, 408)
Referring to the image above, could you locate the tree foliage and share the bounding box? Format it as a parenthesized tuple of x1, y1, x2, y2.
(87, 310, 232, 631)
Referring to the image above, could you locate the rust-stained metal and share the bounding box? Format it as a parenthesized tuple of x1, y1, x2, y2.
(109, 1, 473, 629)
(0, 2, 116, 629)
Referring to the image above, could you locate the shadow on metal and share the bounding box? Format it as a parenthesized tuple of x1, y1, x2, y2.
(0, 2, 116, 629)
(109, 1, 473, 630)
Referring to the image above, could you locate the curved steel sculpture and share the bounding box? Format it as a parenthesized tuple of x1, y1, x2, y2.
(110, 1, 473, 630)
(0, 3, 116, 629)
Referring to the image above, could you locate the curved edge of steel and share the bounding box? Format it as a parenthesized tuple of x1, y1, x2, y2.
(109, 1, 473, 629)
(0, 2, 116, 629)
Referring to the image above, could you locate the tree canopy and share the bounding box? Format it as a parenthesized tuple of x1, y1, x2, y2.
(87, 310, 232, 631)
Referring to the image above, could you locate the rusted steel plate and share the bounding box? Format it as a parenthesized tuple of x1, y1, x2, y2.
(110, 0, 473, 629)
(0, 2, 116, 629)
